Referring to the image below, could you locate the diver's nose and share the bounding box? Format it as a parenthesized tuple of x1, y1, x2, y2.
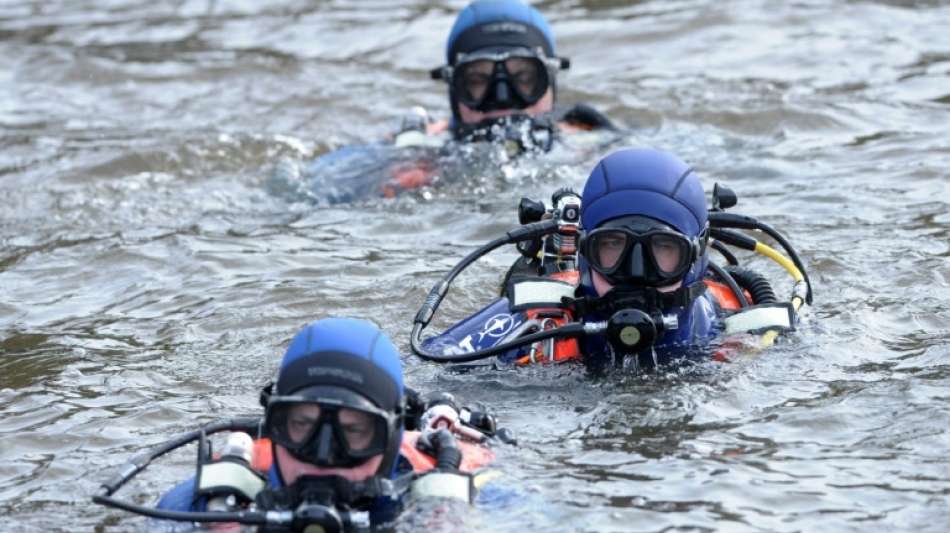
(628, 242, 645, 280)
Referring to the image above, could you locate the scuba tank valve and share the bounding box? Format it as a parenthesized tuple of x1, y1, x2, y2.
(514, 189, 582, 273)
(205, 432, 257, 513)
(544, 188, 581, 273)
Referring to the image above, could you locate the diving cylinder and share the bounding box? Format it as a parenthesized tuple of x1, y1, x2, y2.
(206, 432, 254, 512)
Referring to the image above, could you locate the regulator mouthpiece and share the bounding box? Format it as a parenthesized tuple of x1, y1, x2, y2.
(293, 502, 347, 533)
(607, 309, 657, 354)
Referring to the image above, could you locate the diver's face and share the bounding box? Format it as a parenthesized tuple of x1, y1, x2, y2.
(276, 445, 383, 485)
(275, 403, 384, 485)
(591, 270, 683, 297)
(457, 86, 554, 124)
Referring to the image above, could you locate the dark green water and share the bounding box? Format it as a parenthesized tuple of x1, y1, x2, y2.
(1, 1, 949, 531)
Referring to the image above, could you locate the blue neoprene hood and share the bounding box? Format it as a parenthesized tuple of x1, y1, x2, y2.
(446, 0, 556, 63)
(580, 148, 709, 286)
(279, 318, 404, 398)
(581, 148, 707, 236)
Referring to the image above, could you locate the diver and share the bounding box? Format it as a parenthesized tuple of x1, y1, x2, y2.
(93, 318, 506, 532)
(410, 148, 812, 370)
(272, 0, 622, 204)
(420, 0, 618, 148)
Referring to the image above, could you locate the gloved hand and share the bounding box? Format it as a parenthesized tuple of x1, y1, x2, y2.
(415, 428, 462, 472)
(410, 428, 473, 503)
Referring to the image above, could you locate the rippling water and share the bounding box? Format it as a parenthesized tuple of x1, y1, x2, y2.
(2, 0, 949, 531)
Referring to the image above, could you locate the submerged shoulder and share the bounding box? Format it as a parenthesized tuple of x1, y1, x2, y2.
(156, 476, 202, 512)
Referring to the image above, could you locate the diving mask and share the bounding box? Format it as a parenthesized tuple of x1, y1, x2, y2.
(581, 215, 699, 287)
(265, 386, 398, 469)
(433, 47, 568, 112)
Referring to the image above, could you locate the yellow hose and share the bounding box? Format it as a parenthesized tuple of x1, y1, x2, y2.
(752, 242, 806, 347)
(754, 242, 803, 283)
(759, 327, 783, 348)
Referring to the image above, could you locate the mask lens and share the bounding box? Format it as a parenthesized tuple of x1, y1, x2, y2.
(591, 230, 629, 270)
(503, 57, 545, 101)
(649, 234, 688, 275)
(338, 407, 381, 452)
(455, 60, 494, 105)
(270, 403, 321, 447)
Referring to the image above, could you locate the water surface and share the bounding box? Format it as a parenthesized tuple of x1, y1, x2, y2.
(2, 0, 949, 531)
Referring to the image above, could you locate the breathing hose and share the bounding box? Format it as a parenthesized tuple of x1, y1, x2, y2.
(91, 418, 282, 526)
(709, 213, 813, 304)
(725, 266, 778, 305)
(411, 219, 601, 364)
